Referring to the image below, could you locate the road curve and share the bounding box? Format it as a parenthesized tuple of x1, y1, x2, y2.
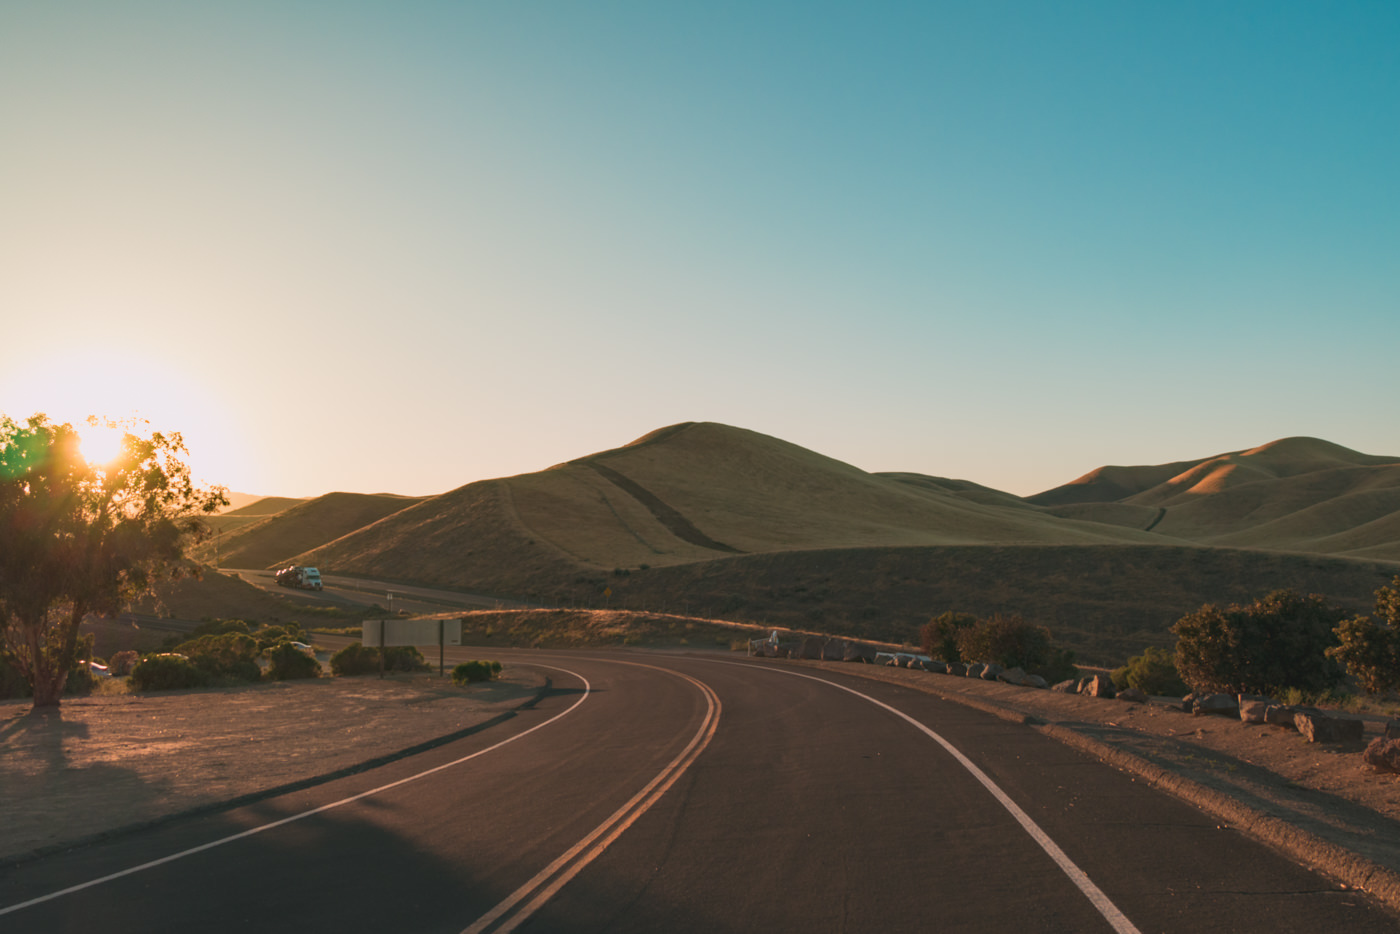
(2, 650, 1396, 933)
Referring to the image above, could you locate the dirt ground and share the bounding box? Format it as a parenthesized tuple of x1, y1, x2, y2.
(0, 668, 546, 864)
(4, 652, 1400, 908)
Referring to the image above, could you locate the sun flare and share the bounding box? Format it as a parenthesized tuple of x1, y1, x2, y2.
(79, 421, 128, 466)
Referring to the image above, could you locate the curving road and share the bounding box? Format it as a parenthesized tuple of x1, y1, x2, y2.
(2, 650, 1397, 932)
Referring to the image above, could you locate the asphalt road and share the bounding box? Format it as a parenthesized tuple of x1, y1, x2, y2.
(227, 568, 517, 616)
(2, 650, 1396, 933)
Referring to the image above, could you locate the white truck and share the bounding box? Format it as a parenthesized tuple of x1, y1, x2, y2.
(274, 565, 323, 591)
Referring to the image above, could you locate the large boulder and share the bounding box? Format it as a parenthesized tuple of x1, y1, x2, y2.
(1051, 679, 1078, 693)
(1083, 675, 1116, 699)
(997, 667, 1030, 687)
(980, 663, 1004, 682)
(1385, 720, 1400, 740)
(1025, 674, 1049, 689)
(1295, 712, 1365, 745)
(921, 658, 948, 674)
(1363, 738, 1400, 773)
(945, 662, 967, 677)
(1192, 694, 1239, 718)
(1239, 699, 1270, 724)
(965, 663, 986, 679)
(843, 642, 877, 664)
(821, 639, 847, 661)
(799, 637, 824, 660)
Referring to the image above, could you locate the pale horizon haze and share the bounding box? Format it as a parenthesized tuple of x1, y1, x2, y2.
(3, 3, 1396, 500)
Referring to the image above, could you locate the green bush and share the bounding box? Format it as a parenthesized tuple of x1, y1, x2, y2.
(265, 642, 321, 681)
(1327, 576, 1400, 694)
(173, 632, 262, 683)
(330, 644, 428, 676)
(109, 650, 140, 677)
(452, 660, 502, 685)
(954, 613, 1078, 682)
(190, 618, 251, 637)
(129, 654, 208, 691)
(1111, 646, 1189, 697)
(920, 611, 978, 664)
(1172, 589, 1347, 696)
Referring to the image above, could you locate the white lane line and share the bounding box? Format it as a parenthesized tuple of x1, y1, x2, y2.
(727, 662, 1143, 934)
(0, 664, 593, 919)
(462, 663, 722, 934)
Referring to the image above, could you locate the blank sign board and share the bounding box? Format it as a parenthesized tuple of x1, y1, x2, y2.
(363, 618, 463, 647)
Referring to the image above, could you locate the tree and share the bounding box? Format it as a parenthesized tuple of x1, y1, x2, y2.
(920, 611, 978, 663)
(0, 414, 226, 708)
(1327, 576, 1400, 695)
(1172, 589, 1347, 696)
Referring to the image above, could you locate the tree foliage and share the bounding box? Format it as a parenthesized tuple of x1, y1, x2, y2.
(0, 414, 226, 707)
(939, 612, 1078, 682)
(1327, 576, 1400, 695)
(1111, 646, 1189, 697)
(920, 611, 978, 664)
(1171, 589, 1347, 696)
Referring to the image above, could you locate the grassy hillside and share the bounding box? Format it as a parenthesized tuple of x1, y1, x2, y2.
(572, 544, 1397, 665)
(194, 492, 424, 569)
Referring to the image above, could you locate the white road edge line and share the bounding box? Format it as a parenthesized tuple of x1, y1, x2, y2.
(724, 661, 1143, 934)
(0, 664, 593, 919)
(462, 662, 722, 934)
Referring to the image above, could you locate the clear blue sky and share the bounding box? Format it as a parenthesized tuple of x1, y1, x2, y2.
(3, 2, 1396, 497)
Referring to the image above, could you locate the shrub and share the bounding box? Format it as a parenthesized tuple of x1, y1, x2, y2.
(265, 642, 321, 681)
(1172, 589, 1347, 696)
(129, 654, 207, 691)
(452, 660, 502, 685)
(190, 618, 251, 637)
(1111, 646, 1190, 697)
(173, 632, 262, 683)
(109, 650, 140, 677)
(954, 613, 1077, 681)
(920, 612, 978, 663)
(1327, 576, 1400, 695)
(330, 644, 428, 676)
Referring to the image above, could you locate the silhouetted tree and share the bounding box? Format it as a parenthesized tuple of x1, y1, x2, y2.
(0, 414, 226, 708)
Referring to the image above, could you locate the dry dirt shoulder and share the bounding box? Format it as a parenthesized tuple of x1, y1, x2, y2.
(0, 670, 546, 865)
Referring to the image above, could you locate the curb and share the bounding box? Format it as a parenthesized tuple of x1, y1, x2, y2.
(0, 679, 555, 870)
(819, 662, 1400, 916)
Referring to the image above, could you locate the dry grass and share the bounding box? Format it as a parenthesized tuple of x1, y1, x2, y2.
(192, 492, 425, 569)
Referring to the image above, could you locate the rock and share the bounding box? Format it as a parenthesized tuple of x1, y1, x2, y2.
(997, 666, 1029, 686)
(1295, 712, 1365, 745)
(1083, 675, 1116, 699)
(1385, 719, 1400, 740)
(1026, 674, 1048, 689)
(1181, 693, 1197, 712)
(945, 662, 967, 677)
(843, 642, 877, 664)
(821, 639, 847, 661)
(922, 658, 948, 674)
(1239, 699, 1269, 724)
(1264, 705, 1296, 728)
(980, 663, 1004, 682)
(1117, 687, 1148, 703)
(1051, 679, 1078, 693)
(965, 663, 986, 678)
(1192, 694, 1239, 717)
(1363, 737, 1400, 772)
(799, 637, 824, 660)
(774, 644, 792, 659)
(900, 654, 918, 668)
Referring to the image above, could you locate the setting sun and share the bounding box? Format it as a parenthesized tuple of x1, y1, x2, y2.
(78, 420, 128, 467)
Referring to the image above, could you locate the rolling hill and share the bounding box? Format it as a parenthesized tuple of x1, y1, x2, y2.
(1031, 437, 1400, 561)
(191, 422, 1399, 664)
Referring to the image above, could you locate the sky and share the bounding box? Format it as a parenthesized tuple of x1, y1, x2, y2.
(3, 1, 1397, 499)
